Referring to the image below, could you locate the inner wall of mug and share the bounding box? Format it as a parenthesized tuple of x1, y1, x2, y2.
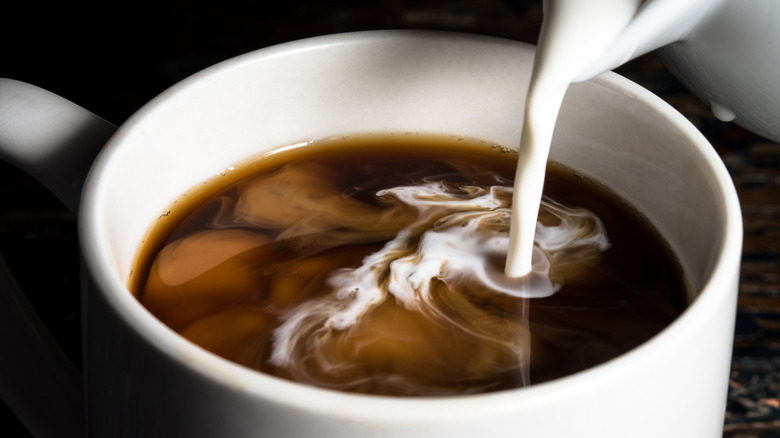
(552, 76, 727, 297)
(89, 30, 729, 370)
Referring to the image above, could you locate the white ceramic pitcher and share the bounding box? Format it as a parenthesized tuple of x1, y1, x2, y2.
(566, 0, 780, 142)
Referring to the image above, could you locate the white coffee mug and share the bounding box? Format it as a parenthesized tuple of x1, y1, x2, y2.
(0, 30, 742, 437)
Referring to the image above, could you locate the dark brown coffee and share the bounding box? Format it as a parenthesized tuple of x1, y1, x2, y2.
(129, 134, 687, 396)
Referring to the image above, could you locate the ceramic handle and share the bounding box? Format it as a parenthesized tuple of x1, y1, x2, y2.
(0, 78, 116, 437)
(0, 79, 116, 211)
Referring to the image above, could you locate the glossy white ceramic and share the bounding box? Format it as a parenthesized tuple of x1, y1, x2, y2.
(567, 0, 780, 142)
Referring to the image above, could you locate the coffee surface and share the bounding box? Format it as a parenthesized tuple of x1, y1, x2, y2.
(130, 134, 687, 396)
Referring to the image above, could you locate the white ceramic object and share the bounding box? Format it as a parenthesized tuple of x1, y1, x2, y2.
(0, 31, 742, 437)
(565, 0, 780, 142)
(656, 0, 780, 141)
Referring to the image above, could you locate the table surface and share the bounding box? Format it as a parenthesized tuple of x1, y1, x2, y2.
(1, 1, 778, 436)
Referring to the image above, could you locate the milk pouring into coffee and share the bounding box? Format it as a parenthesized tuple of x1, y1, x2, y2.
(506, 0, 643, 276)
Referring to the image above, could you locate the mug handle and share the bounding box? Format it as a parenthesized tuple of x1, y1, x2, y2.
(0, 78, 116, 437)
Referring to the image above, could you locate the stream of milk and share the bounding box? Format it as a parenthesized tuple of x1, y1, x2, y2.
(505, 0, 643, 277)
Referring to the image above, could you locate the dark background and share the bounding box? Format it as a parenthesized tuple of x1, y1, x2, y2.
(1, 1, 778, 436)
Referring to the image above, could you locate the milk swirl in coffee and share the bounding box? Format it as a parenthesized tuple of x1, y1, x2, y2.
(268, 165, 609, 391)
(131, 135, 687, 396)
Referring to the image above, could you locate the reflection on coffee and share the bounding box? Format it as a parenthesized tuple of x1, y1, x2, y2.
(130, 134, 688, 396)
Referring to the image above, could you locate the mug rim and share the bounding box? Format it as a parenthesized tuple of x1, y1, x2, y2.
(79, 29, 742, 420)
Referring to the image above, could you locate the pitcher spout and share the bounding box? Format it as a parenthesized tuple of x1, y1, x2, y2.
(571, 0, 726, 82)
